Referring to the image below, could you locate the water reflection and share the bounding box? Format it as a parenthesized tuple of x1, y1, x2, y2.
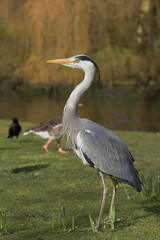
(0, 86, 160, 132)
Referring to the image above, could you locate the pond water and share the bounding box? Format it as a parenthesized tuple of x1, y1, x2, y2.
(0, 86, 160, 133)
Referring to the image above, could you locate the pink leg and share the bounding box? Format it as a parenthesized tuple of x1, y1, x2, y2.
(95, 172, 109, 232)
(43, 138, 53, 152)
(103, 178, 118, 223)
(57, 140, 69, 154)
(109, 178, 118, 219)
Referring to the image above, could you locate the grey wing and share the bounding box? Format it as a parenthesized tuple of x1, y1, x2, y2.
(76, 129, 141, 192)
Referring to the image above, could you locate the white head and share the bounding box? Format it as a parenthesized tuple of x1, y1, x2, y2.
(46, 54, 100, 82)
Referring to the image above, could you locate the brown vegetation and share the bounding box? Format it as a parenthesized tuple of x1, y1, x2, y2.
(0, 0, 160, 90)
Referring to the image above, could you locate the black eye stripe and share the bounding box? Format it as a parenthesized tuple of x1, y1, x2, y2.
(75, 55, 91, 61)
(75, 55, 100, 83)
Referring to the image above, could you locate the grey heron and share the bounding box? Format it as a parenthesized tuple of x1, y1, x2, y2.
(46, 54, 141, 231)
(23, 103, 82, 153)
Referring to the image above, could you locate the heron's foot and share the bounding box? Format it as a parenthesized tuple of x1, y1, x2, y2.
(103, 216, 122, 224)
(58, 147, 69, 154)
(94, 218, 107, 232)
(43, 145, 49, 152)
(95, 217, 121, 231)
(94, 223, 100, 232)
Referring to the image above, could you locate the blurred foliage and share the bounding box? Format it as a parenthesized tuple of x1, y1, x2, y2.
(0, 0, 160, 90)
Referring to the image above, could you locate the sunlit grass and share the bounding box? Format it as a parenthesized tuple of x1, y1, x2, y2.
(140, 172, 160, 201)
(89, 214, 95, 233)
(154, 175, 160, 201)
(123, 186, 131, 200)
(0, 119, 160, 239)
(0, 212, 8, 234)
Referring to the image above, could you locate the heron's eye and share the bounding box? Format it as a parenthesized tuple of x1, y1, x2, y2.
(75, 58, 80, 63)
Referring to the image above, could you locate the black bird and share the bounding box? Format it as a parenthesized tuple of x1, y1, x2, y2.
(8, 118, 21, 138)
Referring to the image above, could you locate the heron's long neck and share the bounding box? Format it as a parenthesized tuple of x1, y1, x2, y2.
(66, 69, 95, 116)
(62, 68, 95, 138)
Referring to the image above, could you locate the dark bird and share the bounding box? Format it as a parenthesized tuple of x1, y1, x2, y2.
(46, 54, 141, 231)
(8, 118, 21, 139)
(23, 103, 82, 153)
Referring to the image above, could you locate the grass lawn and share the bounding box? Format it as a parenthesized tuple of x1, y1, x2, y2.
(0, 119, 159, 240)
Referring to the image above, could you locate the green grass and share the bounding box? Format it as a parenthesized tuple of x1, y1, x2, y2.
(0, 119, 160, 239)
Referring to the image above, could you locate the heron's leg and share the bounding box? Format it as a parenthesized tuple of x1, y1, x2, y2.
(57, 140, 69, 154)
(95, 172, 109, 232)
(43, 138, 53, 152)
(108, 178, 118, 219)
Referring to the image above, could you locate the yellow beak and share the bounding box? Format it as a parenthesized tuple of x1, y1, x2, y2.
(46, 58, 76, 65)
